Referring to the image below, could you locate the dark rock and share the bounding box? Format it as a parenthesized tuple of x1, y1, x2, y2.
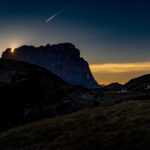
(125, 74, 150, 92)
(104, 83, 123, 92)
(2, 43, 99, 89)
(0, 59, 99, 131)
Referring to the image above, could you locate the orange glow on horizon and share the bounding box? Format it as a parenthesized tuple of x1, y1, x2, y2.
(90, 62, 150, 73)
(10, 43, 20, 53)
(11, 48, 15, 53)
(90, 62, 150, 85)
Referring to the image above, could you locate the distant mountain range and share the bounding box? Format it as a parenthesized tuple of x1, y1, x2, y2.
(2, 43, 99, 89)
(104, 82, 123, 92)
(101, 74, 150, 93)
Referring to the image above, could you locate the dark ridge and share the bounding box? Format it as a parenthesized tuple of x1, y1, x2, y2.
(0, 59, 99, 131)
(125, 74, 150, 91)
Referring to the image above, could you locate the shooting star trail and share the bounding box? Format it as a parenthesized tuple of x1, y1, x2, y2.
(46, 1, 74, 23)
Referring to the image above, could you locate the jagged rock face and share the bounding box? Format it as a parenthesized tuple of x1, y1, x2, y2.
(2, 43, 99, 89)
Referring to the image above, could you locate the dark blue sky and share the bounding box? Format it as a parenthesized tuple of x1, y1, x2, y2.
(0, 0, 150, 63)
(0, 0, 150, 83)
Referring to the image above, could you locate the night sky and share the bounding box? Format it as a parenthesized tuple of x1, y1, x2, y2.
(0, 0, 150, 84)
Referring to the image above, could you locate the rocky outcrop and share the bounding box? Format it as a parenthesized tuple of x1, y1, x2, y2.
(2, 43, 99, 89)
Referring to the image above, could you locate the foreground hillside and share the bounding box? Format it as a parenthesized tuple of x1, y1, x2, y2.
(0, 59, 98, 131)
(0, 100, 149, 150)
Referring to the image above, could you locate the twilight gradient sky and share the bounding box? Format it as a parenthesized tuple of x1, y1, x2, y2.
(0, 0, 150, 84)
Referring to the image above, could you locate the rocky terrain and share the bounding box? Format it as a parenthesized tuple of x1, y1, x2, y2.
(2, 43, 99, 89)
(0, 59, 99, 131)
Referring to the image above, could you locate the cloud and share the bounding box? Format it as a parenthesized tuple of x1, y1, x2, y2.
(90, 62, 150, 73)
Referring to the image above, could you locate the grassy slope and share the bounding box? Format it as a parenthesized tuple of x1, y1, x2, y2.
(0, 100, 150, 150)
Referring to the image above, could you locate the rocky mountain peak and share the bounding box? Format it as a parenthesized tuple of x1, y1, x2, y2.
(2, 43, 100, 89)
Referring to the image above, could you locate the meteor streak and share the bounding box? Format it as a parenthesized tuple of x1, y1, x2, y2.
(46, 1, 74, 23)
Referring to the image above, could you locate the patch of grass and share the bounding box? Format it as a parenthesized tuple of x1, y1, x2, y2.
(0, 100, 150, 150)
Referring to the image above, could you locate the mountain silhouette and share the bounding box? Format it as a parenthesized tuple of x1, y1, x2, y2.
(2, 43, 99, 89)
(125, 74, 150, 91)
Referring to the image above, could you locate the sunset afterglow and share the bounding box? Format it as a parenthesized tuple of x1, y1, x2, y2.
(90, 62, 150, 85)
(90, 62, 150, 73)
